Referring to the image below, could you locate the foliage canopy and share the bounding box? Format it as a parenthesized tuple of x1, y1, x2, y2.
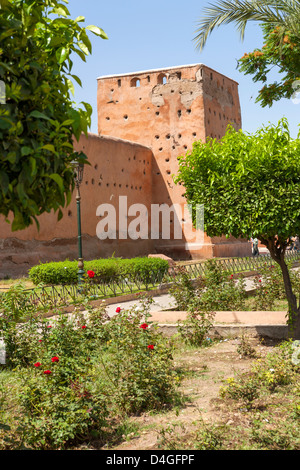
(0, 0, 107, 230)
(176, 118, 300, 244)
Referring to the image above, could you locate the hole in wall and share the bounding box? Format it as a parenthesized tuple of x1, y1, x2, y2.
(130, 77, 140, 87)
(157, 73, 167, 84)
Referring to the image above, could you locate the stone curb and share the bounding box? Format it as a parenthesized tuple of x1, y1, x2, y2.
(156, 323, 289, 339)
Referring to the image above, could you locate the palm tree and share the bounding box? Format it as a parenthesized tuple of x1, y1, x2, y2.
(194, 0, 300, 51)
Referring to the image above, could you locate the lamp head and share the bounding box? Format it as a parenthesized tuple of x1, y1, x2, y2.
(71, 160, 84, 186)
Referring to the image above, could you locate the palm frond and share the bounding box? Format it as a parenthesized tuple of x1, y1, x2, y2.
(194, 0, 300, 51)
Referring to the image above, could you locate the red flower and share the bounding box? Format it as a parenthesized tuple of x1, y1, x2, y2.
(259, 279, 262, 283)
(115, 307, 121, 313)
(140, 323, 148, 329)
(47, 325, 52, 328)
(43, 370, 52, 375)
(87, 270, 95, 278)
(34, 362, 41, 367)
(81, 325, 87, 329)
(51, 356, 59, 363)
(147, 344, 154, 350)
(38, 340, 42, 343)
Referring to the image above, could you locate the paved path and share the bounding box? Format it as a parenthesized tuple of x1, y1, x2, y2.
(104, 275, 289, 326)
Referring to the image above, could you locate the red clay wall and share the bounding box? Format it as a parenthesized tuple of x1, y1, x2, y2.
(0, 134, 154, 277)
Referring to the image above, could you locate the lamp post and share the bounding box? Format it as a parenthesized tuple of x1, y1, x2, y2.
(71, 160, 84, 286)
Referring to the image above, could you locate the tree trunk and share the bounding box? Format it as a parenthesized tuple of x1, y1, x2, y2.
(265, 237, 300, 340)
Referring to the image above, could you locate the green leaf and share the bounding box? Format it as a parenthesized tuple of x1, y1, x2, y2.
(21, 146, 32, 156)
(0, 170, 9, 195)
(42, 144, 56, 153)
(86, 25, 108, 39)
(48, 173, 65, 194)
(67, 78, 75, 96)
(56, 47, 69, 64)
(77, 42, 89, 56)
(28, 110, 50, 120)
(74, 16, 85, 23)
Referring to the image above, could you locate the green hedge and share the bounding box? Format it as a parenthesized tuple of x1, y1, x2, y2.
(28, 257, 170, 286)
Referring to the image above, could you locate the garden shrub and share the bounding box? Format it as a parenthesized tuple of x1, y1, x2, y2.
(97, 296, 180, 415)
(170, 259, 246, 311)
(28, 257, 169, 286)
(6, 306, 111, 449)
(253, 261, 300, 310)
(0, 287, 180, 448)
(177, 310, 215, 347)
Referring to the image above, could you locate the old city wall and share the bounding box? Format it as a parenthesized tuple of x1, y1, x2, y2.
(0, 134, 154, 278)
(97, 64, 250, 259)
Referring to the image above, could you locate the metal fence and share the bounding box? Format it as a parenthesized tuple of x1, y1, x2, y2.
(1, 250, 300, 309)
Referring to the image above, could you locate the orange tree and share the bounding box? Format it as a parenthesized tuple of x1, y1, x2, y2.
(239, 24, 300, 107)
(0, 0, 107, 230)
(175, 118, 300, 339)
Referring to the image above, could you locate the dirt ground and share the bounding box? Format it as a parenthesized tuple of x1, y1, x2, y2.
(102, 335, 277, 451)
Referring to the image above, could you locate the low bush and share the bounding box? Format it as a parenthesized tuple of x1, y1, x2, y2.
(0, 287, 180, 449)
(96, 296, 180, 415)
(28, 257, 169, 286)
(170, 259, 246, 312)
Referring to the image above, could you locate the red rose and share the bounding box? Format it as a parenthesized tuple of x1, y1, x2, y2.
(51, 356, 59, 363)
(259, 279, 262, 283)
(115, 307, 121, 313)
(147, 344, 154, 350)
(34, 362, 41, 367)
(140, 323, 148, 329)
(43, 370, 52, 375)
(87, 270, 95, 278)
(81, 325, 87, 329)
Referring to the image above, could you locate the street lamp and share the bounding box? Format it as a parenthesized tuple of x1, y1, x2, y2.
(71, 160, 84, 286)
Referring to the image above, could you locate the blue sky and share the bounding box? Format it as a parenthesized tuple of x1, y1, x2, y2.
(67, 0, 299, 138)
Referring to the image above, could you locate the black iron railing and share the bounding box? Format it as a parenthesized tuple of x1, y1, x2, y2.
(1, 250, 300, 309)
